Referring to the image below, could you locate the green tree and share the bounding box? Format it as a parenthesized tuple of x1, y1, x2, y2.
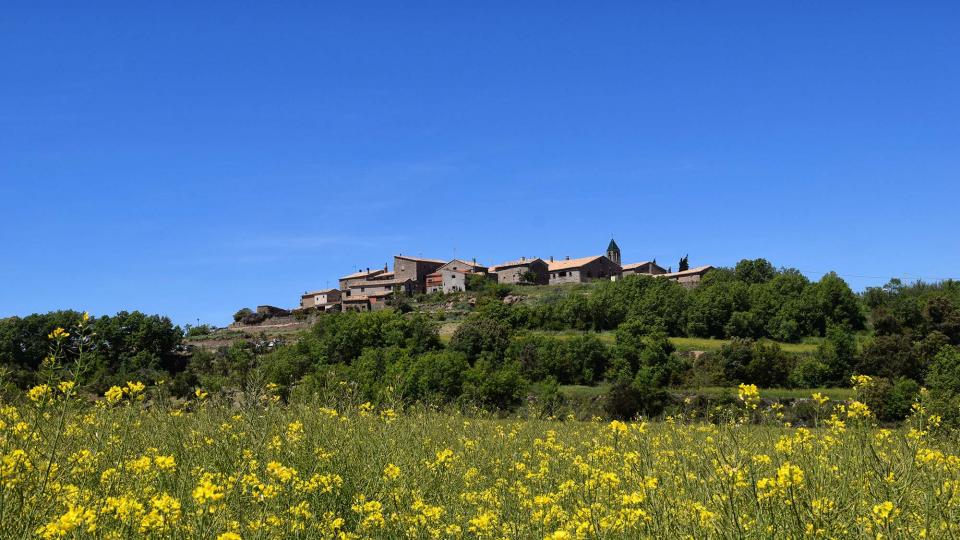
(856, 334, 923, 382)
(463, 356, 527, 409)
(816, 324, 857, 385)
(449, 317, 513, 362)
(734, 258, 776, 284)
(926, 346, 960, 426)
(397, 350, 470, 403)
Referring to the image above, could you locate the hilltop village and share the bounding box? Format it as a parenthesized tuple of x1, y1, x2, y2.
(257, 240, 712, 316)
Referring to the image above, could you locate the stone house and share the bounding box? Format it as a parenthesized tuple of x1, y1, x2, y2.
(490, 257, 549, 285)
(347, 277, 414, 298)
(299, 289, 341, 310)
(659, 265, 714, 288)
(369, 292, 395, 311)
(425, 258, 491, 294)
(256, 305, 291, 316)
(426, 268, 469, 294)
(436, 258, 488, 274)
(393, 255, 446, 293)
(620, 261, 667, 277)
(547, 255, 622, 285)
(342, 296, 370, 312)
(338, 267, 389, 293)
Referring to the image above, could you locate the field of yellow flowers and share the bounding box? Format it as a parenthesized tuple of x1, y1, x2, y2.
(3, 384, 958, 539)
(4, 325, 960, 538)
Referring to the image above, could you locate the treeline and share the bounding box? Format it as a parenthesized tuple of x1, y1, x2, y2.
(2, 260, 960, 424)
(0, 310, 184, 390)
(468, 259, 864, 342)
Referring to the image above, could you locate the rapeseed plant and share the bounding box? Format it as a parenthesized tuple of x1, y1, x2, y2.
(4, 317, 960, 538)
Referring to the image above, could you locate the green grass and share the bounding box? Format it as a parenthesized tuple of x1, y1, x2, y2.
(558, 383, 611, 399)
(561, 384, 852, 401)
(523, 331, 819, 354)
(689, 386, 854, 401)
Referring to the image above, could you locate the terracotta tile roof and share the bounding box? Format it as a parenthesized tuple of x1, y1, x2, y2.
(339, 268, 386, 280)
(547, 255, 606, 271)
(301, 289, 338, 297)
(395, 254, 447, 264)
(348, 278, 412, 287)
(491, 257, 543, 271)
(660, 265, 714, 278)
(440, 259, 487, 271)
(366, 272, 395, 280)
(621, 261, 653, 271)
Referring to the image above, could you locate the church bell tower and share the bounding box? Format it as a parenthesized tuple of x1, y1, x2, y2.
(606, 239, 621, 265)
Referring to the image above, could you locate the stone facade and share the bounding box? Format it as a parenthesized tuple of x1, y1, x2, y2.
(347, 278, 414, 298)
(338, 267, 388, 292)
(547, 255, 622, 285)
(426, 269, 469, 293)
(437, 258, 488, 274)
(394, 255, 446, 293)
(256, 305, 291, 316)
(620, 261, 667, 277)
(491, 258, 549, 285)
(659, 265, 713, 288)
(342, 296, 370, 312)
(299, 289, 341, 309)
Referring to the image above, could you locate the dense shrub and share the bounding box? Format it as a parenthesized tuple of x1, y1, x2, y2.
(856, 334, 924, 382)
(925, 346, 960, 426)
(855, 377, 920, 422)
(449, 316, 513, 361)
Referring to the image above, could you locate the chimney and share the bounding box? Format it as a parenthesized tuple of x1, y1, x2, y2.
(366, 267, 369, 273)
(550, 256, 554, 262)
(472, 257, 476, 264)
(384, 263, 388, 271)
(521, 256, 525, 261)
(565, 255, 570, 260)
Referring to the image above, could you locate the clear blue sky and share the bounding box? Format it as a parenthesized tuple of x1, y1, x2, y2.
(2, 2, 959, 326)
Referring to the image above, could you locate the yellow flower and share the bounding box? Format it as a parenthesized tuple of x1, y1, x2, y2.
(382, 463, 401, 481)
(193, 474, 225, 507)
(35, 505, 96, 539)
(609, 420, 628, 435)
(776, 461, 804, 489)
(127, 455, 152, 474)
(27, 384, 53, 403)
(139, 493, 181, 533)
(738, 383, 760, 409)
(217, 532, 242, 540)
(126, 381, 146, 398)
(104, 386, 124, 404)
(811, 392, 829, 406)
(195, 388, 208, 400)
(850, 374, 873, 389)
(846, 400, 873, 420)
(872, 501, 897, 525)
(48, 327, 70, 340)
(154, 455, 176, 472)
